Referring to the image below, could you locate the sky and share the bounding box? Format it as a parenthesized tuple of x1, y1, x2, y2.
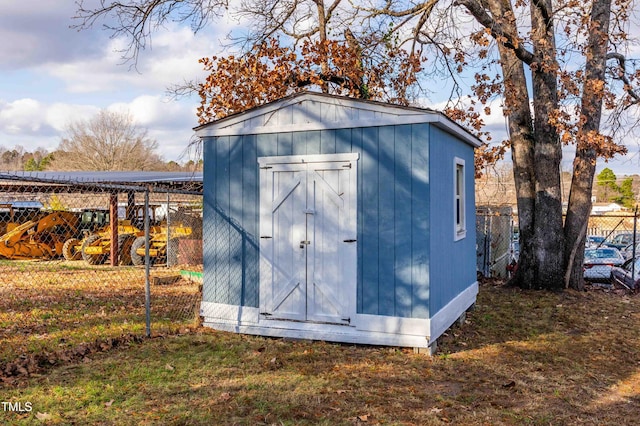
(0, 1, 638, 175)
(0, 1, 234, 165)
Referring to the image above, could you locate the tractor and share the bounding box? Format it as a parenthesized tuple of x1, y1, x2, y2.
(80, 220, 142, 265)
(61, 209, 111, 261)
(79, 204, 159, 265)
(0, 211, 81, 260)
(130, 215, 195, 267)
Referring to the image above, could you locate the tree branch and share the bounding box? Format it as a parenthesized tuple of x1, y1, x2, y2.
(454, 0, 534, 65)
(73, 0, 228, 64)
(607, 52, 640, 106)
(354, 0, 437, 18)
(531, 0, 553, 32)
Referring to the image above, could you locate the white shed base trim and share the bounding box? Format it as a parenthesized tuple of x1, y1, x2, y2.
(199, 281, 477, 349)
(429, 281, 478, 342)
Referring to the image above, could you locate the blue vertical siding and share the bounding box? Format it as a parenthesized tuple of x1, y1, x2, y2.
(360, 127, 380, 314)
(227, 135, 244, 305)
(203, 134, 261, 307)
(320, 130, 336, 154)
(277, 133, 293, 156)
(304, 130, 321, 155)
(215, 135, 230, 303)
(203, 121, 472, 320)
(241, 135, 259, 307)
(428, 126, 477, 315)
(393, 125, 415, 318)
(377, 126, 396, 316)
(411, 124, 430, 319)
(202, 138, 217, 303)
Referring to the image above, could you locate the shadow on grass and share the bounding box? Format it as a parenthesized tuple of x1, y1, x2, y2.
(1, 281, 639, 425)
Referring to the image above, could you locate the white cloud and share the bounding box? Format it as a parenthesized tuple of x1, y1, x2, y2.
(42, 24, 221, 95)
(0, 98, 47, 134)
(108, 94, 198, 129)
(107, 94, 200, 161)
(0, 95, 198, 157)
(46, 103, 101, 132)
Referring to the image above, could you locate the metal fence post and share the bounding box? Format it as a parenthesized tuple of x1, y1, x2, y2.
(633, 206, 637, 287)
(166, 191, 170, 268)
(144, 186, 151, 337)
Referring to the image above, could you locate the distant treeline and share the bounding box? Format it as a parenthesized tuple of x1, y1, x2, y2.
(0, 146, 202, 172)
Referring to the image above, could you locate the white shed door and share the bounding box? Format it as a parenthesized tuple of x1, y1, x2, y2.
(259, 153, 358, 325)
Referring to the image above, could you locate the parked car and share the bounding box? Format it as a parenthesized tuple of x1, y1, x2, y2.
(610, 257, 640, 290)
(620, 243, 640, 260)
(605, 233, 640, 250)
(583, 247, 625, 282)
(585, 235, 606, 248)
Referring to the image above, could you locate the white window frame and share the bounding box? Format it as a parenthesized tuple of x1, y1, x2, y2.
(454, 157, 466, 241)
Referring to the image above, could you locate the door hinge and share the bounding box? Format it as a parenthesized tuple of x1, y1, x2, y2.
(343, 239, 357, 243)
(342, 317, 351, 324)
(342, 163, 352, 169)
(260, 166, 273, 169)
(260, 312, 272, 316)
(260, 236, 272, 239)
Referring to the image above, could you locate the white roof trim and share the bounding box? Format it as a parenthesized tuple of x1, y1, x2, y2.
(195, 92, 482, 148)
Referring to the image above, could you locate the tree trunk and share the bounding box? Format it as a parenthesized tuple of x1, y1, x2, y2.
(483, 0, 536, 288)
(315, 0, 330, 93)
(564, 0, 613, 290)
(521, 0, 565, 290)
(477, 0, 564, 289)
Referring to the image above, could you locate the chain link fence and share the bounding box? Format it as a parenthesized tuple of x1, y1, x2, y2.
(476, 206, 639, 281)
(476, 206, 515, 279)
(582, 212, 638, 283)
(0, 173, 202, 381)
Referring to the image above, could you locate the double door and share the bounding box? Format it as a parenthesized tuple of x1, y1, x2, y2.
(258, 154, 358, 324)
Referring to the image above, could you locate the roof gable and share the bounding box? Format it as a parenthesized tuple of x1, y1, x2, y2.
(195, 92, 481, 148)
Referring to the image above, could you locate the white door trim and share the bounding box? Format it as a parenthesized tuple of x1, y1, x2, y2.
(258, 153, 359, 166)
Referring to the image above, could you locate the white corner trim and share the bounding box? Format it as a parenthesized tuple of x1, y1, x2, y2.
(430, 281, 478, 342)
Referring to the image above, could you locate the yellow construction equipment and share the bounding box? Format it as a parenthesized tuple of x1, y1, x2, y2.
(130, 222, 193, 266)
(0, 202, 43, 234)
(0, 211, 80, 260)
(61, 209, 111, 261)
(81, 220, 142, 265)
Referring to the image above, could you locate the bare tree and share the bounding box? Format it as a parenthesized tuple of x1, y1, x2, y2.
(52, 110, 164, 171)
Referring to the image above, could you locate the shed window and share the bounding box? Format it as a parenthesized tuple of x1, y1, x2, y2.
(454, 157, 466, 241)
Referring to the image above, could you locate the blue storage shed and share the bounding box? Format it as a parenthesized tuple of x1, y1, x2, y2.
(196, 92, 480, 350)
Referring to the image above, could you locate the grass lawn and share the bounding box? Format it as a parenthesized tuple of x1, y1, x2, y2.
(2, 280, 639, 425)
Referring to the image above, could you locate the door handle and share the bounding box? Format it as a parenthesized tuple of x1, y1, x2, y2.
(299, 240, 310, 249)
